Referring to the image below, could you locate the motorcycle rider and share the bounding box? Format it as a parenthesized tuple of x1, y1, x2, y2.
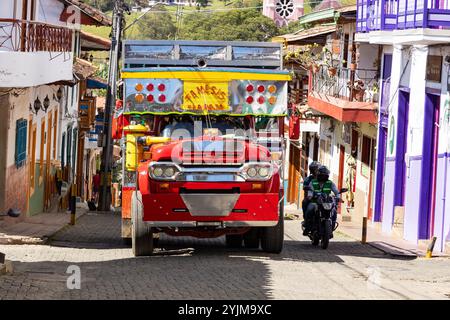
(302, 161, 321, 226)
(302, 165, 340, 237)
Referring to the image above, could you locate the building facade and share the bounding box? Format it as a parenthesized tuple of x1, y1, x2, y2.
(356, 0, 450, 252)
(0, 0, 110, 218)
(278, 5, 380, 225)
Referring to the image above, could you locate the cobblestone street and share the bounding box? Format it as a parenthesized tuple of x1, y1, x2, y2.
(0, 212, 449, 300)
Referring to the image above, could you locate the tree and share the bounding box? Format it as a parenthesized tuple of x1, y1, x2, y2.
(132, 7, 177, 40)
(179, 6, 278, 41)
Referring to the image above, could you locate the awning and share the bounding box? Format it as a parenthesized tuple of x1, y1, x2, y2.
(74, 58, 97, 80)
(87, 77, 107, 89)
(81, 31, 111, 51)
(274, 25, 336, 45)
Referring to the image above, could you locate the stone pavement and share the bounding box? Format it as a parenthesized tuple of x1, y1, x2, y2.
(0, 212, 449, 300)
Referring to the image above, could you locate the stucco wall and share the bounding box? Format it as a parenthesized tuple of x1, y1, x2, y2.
(0, 51, 73, 88)
(379, 42, 450, 251)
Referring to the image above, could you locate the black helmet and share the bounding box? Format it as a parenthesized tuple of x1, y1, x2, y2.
(309, 161, 321, 175)
(317, 165, 330, 182)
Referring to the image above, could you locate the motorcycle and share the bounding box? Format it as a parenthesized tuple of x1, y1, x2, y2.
(302, 188, 348, 249)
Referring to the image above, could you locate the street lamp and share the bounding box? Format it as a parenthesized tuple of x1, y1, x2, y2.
(42, 95, 50, 112)
(30, 97, 42, 114)
(57, 87, 63, 101)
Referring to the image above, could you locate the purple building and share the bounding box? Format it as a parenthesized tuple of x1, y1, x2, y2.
(356, 0, 450, 252)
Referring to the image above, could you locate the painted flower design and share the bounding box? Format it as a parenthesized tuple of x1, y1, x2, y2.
(275, 0, 295, 18)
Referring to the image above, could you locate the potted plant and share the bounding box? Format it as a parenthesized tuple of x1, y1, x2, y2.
(312, 63, 320, 73)
(284, 43, 321, 72)
(322, 46, 337, 77)
(347, 79, 366, 101)
(327, 66, 337, 77)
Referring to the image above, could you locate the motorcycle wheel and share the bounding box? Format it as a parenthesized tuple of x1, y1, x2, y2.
(311, 233, 320, 246)
(321, 220, 332, 249)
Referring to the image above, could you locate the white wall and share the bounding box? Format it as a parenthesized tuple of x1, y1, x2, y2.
(0, 0, 15, 18)
(407, 45, 428, 157)
(0, 51, 73, 87)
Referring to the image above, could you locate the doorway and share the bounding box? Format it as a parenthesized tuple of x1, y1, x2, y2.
(393, 90, 409, 208)
(419, 93, 440, 239)
(374, 126, 387, 222)
(374, 53, 392, 222)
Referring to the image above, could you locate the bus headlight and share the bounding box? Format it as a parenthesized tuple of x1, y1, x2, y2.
(164, 167, 175, 177)
(149, 162, 180, 181)
(258, 167, 269, 178)
(241, 162, 273, 181)
(247, 167, 257, 178)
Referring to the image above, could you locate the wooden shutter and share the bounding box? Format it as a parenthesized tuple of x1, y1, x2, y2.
(15, 119, 28, 167)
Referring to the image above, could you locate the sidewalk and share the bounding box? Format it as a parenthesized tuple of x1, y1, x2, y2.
(0, 207, 88, 245)
(283, 204, 448, 258)
(338, 218, 449, 258)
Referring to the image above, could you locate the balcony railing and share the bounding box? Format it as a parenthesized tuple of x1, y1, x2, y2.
(357, 0, 450, 32)
(311, 66, 379, 103)
(0, 19, 73, 52)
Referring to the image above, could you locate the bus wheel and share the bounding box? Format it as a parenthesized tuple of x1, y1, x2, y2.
(261, 206, 284, 254)
(131, 191, 153, 256)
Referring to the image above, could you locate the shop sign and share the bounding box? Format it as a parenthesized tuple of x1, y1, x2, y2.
(299, 118, 320, 133)
(426, 55, 442, 82)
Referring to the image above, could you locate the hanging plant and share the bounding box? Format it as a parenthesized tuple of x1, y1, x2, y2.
(284, 43, 321, 70)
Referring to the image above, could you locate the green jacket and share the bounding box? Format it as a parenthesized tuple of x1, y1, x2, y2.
(311, 179, 333, 195)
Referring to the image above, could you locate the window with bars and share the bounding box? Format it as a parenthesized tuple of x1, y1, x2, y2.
(15, 119, 28, 168)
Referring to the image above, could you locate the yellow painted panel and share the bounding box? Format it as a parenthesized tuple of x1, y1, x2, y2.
(182, 81, 229, 112)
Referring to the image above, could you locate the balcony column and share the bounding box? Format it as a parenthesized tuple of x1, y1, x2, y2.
(403, 44, 429, 242)
(381, 44, 405, 234)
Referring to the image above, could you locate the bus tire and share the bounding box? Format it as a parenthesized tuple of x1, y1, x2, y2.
(131, 191, 153, 256)
(261, 206, 284, 254)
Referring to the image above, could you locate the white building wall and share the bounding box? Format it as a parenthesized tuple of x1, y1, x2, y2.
(407, 45, 428, 157)
(0, 51, 73, 87)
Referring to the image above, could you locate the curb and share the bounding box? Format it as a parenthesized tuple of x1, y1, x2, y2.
(0, 209, 88, 245)
(335, 229, 420, 258)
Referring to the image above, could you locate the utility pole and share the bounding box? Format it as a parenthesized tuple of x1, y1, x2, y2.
(98, 0, 125, 211)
